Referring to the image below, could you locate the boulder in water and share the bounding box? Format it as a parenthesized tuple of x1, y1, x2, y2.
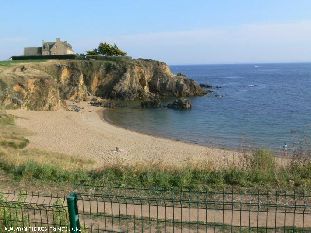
(199, 83, 213, 88)
(167, 98, 192, 110)
(141, 96, 162, 108)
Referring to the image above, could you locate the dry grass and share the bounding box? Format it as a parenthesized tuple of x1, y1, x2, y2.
(0, 147, 95, 172)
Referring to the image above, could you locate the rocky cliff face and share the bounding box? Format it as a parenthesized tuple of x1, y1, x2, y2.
(0, 59, 206, 110)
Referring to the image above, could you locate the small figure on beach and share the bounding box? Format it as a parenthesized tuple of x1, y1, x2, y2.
(283, 142, 288, 156)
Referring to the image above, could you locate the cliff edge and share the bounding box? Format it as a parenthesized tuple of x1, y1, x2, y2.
(0, 59, 206, 110)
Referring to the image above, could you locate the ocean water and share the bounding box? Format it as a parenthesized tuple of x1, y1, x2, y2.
(106, 63, 311, 151)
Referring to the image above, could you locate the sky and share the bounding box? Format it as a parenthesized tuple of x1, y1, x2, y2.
(1, 0, 311, 64)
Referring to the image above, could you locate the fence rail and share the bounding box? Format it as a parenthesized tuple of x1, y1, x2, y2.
(1, 188, 311, 232)
(0, 191, 68, 232)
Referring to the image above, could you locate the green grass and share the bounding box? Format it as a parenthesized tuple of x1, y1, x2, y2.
(0, 149, 309, 192)
(0, 113, 29, 149)
(0, 60, 48, 67)
(0, 114, 14, 126)
(0, 192, 69, 230)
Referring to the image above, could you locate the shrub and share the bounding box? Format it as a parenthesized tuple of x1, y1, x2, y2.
(250, 149, 275, 172)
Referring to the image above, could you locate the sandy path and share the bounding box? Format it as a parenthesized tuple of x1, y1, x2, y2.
(7, 102, 242, 168)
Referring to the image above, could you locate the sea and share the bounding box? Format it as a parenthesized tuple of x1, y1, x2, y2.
(105, 63, 311, 152)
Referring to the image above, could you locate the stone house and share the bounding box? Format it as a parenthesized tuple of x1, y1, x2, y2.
(24, 38, 74, 56)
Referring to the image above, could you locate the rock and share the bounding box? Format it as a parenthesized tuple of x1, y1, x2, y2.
(199, 83, 213, 88)
(90, 100, 102, 107)
(176, 72, 186, 77)
(90, 99, 111, 108)
(167, 98, 192, 110)
(0, 59, 205, 110)
(141, 96, 162, 108)
(67, 104, 81, 112)
(199, 83, 222, 89)
(103, 102, 115, 108)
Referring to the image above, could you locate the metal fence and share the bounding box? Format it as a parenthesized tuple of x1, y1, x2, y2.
(1, 188, 311, 232)
(0, 191, 68, 232)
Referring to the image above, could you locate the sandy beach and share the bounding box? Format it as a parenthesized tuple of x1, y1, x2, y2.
(7, 102, 243, 169)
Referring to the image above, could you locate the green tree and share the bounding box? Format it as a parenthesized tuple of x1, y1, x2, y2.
(86, 42, 127, 56)
(86, 48, 99, 55)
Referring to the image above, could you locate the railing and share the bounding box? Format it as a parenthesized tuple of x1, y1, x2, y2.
(1, 188, 311, 232)
(0, 191, 68, 232)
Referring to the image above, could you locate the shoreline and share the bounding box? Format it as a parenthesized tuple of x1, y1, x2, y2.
(102, 107, 289, 158)
(101, 108, 242, 152)
(7, 102, 245, 169)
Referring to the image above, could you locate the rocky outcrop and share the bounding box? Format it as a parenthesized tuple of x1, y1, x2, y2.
(141, 96, 162, 108)
(167, 99, 192, 110)
(0, 65, 64, 110)
(0, 59, 206, 110)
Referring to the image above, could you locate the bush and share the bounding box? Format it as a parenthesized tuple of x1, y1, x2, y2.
(250, 149, 275, 172)
(86, 42, 127, 56)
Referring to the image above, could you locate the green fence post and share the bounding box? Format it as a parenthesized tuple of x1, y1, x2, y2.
(67, 192, 81, 233)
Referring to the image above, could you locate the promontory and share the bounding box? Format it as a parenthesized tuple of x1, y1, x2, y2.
(0, 58, 206, 110)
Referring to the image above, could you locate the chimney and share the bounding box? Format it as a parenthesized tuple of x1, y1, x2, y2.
(56, 38, 60, 42)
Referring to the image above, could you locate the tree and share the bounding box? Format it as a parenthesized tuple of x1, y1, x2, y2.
(86, 42, 127, 56)
(86, 48, 99, 55)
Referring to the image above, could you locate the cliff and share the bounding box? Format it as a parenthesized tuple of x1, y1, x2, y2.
(0, 59, 206, 110)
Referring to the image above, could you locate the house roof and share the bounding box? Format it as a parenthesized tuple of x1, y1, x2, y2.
(43, 41, 73, 50)
(63, 41, 73, 49)
(43, 42, 56, 48)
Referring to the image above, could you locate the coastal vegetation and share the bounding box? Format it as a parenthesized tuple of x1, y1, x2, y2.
(86, 42, 127, 56)
(0, 60, 48, 67)
(1, 111, 311, 192)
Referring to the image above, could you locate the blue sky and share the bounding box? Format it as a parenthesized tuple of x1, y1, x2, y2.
(1, 0, 311, 64)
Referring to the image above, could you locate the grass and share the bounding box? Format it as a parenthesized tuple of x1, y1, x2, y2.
(1, 148, 310, 191)
(0, 112, 29, 149)
(0, 60, 48, 67)
(0, 192, 29, 231)
(0, 111, 311, 191)
(0, 192, 69, 231)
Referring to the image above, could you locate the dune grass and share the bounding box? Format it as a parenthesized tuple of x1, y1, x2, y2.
(0, 111, 311, 191)
(0, 112, 29, 149)
(1, 146, 311, 191)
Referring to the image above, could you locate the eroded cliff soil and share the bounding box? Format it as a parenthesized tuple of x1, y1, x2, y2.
(0, 59, 205, 110)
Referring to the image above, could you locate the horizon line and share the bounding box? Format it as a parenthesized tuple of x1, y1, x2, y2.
(169, 61, 311, 66)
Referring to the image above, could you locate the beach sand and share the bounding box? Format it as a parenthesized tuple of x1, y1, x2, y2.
(7, 102, 243, 169)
